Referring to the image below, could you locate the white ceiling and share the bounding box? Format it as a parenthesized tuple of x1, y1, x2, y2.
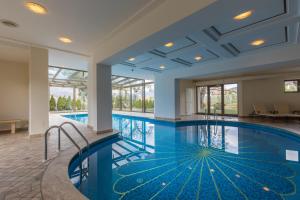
(0, 40, 28, 63)
(0, 0, 160, 55)
(107, 0, 300, 79)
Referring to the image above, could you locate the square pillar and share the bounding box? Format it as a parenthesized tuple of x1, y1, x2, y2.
(154, 75, 180, 120)
(29, 47, 49, 135)
(88, 62, 112, 133)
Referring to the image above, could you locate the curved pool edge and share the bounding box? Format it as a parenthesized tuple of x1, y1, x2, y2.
(41, 131, 120, 200)
(41, 118, 300, 200)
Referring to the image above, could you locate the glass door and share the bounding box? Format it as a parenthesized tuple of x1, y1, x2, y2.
(208, 85, 222, 114)
(197, 86, 208, 113)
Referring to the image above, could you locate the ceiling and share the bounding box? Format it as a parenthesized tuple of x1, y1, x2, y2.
(0, 40, 28, 63)
(0, 0, 162, 55)
(109, 0, 300, 77)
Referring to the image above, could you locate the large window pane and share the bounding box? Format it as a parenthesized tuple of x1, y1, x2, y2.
(224, 84, 238, 115)
(121, 87, 131, 111)
(197, 87, 208, 113)
(112, 89, 121, 110)
(132, 86, 143, 112)
(145, 83, 154, 113)
(209, 86, 222, 114)
(284, 80, 298, 92)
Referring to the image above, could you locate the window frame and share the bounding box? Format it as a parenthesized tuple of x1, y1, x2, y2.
(196, 83, 238, 116)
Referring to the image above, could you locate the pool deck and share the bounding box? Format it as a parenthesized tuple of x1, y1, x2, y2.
(0, 112, 299, 199)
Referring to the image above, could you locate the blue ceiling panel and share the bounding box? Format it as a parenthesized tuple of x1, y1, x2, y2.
(213, 0, 286, 34)
(175, 47, 219, 64)
(153, 37, 196, 55)
(230, 26, 287, 53)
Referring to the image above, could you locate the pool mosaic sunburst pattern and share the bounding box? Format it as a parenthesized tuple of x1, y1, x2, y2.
(69, 116, 300, 200)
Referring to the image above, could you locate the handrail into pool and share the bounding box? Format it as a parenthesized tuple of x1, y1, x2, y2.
(44, 122, 89, 161)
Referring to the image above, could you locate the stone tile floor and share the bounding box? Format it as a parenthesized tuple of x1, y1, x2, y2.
(0, 115, 95, 200)
(0, 113, 299, 199)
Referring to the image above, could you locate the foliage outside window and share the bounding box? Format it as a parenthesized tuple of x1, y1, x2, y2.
(112, 76, 154, 113)
(145, 83, 154, 113)
(112, 89, 121, 110)
(284, 80, 299, 92)
(132, 86, 143, 112)
(121, 88, 131, 111)
(224, 84, 238, 115)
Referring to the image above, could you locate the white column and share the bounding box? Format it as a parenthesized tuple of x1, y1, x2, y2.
(88, 61, 112, 133)
(29, 47, 49, 135)
(154, 75, 180, 120)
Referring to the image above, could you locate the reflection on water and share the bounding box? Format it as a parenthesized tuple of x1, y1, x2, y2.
(69, 117, 300, 200)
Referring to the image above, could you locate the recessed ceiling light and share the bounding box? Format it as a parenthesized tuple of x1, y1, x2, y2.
(250, 39, 265, 46)
(160, 65, 165, 69)
(234, 10, 253, 20)
(25, 2, 47, 14)
(194, 56, 202, 61)
(164, 42, 174, 48)
(128, 57, 135, 62)
(0, 19, 18, 28)
(59, 37, 72, 44)
(263, 186, 270, 192)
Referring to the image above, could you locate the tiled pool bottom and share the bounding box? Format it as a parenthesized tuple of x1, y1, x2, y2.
(68, 115, 300, 200)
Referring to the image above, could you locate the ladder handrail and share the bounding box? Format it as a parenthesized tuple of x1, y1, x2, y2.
(59, 122, 89, 147)
(44, 122, 89, 161)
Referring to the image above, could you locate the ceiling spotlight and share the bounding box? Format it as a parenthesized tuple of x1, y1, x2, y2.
(194, 56, 202, 61)
(250, 39, 265, 46)
(160, 65, 165, 69)
(128, 57, 135, 62)
(25, 2, 47, 14)
(0, 19, 18, 28)
(234, 10, 253, 20)
(164, 42, 174, 48)
(59, 37, 72, 44)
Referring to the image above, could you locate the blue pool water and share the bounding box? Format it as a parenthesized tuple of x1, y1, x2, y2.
(67, 114, 300, 200)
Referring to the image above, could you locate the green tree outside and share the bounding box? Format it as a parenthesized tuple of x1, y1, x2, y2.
(49, 95, 56, 111)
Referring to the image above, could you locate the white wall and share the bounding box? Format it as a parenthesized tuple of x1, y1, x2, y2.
(241, 74, 300, 116)
(0, 60, 29, 130)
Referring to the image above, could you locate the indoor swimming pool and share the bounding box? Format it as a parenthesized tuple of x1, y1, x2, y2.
(67, 114, 300, 200)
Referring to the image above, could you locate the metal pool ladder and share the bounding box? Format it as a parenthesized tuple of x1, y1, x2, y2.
(44, 122, 89, 161)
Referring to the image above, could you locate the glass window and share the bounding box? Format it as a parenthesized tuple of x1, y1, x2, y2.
(132, 86, 143, 112)
(197, 87, 208, 113)
(145, 83, 154, 113)
(209, 86, 222, 114)
(224, 84, 238, 115)
(285, 80, 298, 92)
(121, 87, 131, 111)
(112, 89, 121, 110)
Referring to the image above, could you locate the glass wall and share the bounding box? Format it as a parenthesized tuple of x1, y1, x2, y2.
(112, 89, 121, 110)
(197, 83, 238, 116)
(121, 88, 131, 111)
(132, 86, 143, 112)
(197, 87, 207, 113)
(145, 83, 154, 112)
(209, 86, 222, 114)
(224, 84, 238, 115)
(112, 76, 154, 113)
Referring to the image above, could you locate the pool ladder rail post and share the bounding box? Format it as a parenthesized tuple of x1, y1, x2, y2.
(44, 121, 90, 161)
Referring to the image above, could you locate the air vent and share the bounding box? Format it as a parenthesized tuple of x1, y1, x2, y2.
(149, 50, 166, 58)
(141, 67, 162, 73)
(203, 26, 221, 41)
(171, 58, 192, 66)
(221, 43, 240, 56)
(0, 19, 18, 28)
(121, 62, 135, 67)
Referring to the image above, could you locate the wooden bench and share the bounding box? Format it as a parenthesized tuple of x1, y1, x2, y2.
(0, 120, 21, 134)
